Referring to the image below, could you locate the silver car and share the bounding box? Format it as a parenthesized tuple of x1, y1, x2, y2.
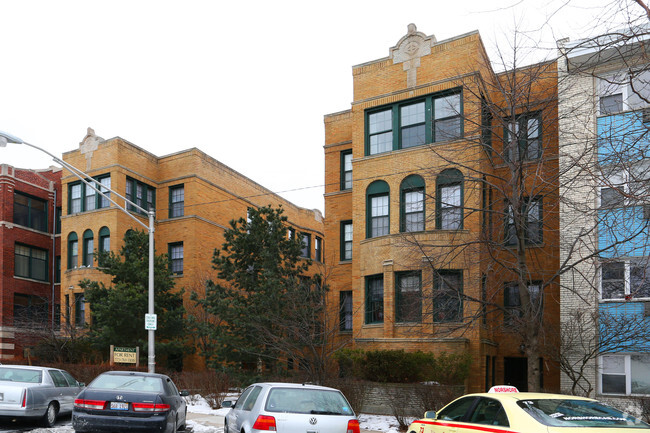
(225, 382, 359, 433)
(0, 365, 84, 427)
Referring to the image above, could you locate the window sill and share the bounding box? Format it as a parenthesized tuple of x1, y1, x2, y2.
(362, 323, 384, 328)
(339, 259, 352, 264)
(13, 275, 49, 284)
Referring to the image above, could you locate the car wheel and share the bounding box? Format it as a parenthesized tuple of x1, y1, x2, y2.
(41, 402, 58, 427)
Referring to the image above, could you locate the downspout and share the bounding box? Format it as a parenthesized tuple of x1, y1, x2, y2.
(51, 186, 56, 330)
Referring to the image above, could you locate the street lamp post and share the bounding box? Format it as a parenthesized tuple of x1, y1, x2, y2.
(0, 131, 157, 373)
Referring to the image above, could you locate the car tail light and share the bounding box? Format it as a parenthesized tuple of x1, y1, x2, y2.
(74, 399, 106, 410)
(132, 402, 171, 412)
(21, 390, 26, 408)
(253, 415, 277, 431)
(347, 419, 360, 433)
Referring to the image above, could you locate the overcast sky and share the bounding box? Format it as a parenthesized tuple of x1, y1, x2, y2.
(0, 0, 630, 212)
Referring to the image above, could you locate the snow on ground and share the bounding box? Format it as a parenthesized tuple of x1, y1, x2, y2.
(0, 395, 402, 433)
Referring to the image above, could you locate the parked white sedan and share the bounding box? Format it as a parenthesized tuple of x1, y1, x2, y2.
(0, 365, 84, 427)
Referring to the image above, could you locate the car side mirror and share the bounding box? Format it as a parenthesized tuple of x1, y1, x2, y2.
(180, 390, 190, 397)
(78, 382, 86, 387)
(424, 411, 436, 419)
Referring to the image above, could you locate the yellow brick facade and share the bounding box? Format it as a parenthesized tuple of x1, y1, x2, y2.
(324, 25, 560, 392)
(60, 133, 324, 371)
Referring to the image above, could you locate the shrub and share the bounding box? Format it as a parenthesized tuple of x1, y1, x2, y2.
(334, 349, 471, 385)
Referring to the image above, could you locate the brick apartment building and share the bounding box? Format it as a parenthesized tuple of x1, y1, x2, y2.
(0, 164, 62, 360)
(324, 25, 560, 392)
(59, 129, 324, 370)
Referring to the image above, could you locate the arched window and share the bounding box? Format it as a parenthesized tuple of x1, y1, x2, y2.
(400, 175, 425, 232)
(83, 229, 94, 267)
(99, 226, 110, 253)
(366, 181, 390, 238)
(68, 232, 78, 269)
(436, 169, 463, 230)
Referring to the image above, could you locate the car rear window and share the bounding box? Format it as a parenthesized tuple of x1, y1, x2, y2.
(265, 388, 354, 415)
(90, 374, 163, 393)
(517, 399, 650, 428)
(0, 368, 42, 383)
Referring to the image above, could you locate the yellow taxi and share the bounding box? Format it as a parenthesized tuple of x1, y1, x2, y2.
(407, 386, 650, 433)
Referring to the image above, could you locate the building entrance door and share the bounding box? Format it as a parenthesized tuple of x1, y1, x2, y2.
(504, 357, 527, 391)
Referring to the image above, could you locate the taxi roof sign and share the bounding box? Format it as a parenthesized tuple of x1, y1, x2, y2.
(488, 385, 519, 393)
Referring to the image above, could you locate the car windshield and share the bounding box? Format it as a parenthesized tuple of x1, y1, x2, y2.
(0, 367, 42, 383)
(90, 375, 163, 393)
(265, 388, 354, 415)
(517, 399, 650, 428)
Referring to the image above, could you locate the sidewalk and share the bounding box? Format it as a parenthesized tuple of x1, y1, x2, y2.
(187, 411, 225, 428)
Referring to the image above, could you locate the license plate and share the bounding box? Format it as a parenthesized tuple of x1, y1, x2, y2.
(110, 402, 129, 410)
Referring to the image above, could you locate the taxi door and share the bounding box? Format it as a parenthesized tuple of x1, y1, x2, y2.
(453, 397, 513, 433)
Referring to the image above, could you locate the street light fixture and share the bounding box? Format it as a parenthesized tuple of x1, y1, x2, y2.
(0, 130, 157, 373)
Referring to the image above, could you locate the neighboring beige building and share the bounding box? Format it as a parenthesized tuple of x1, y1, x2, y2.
(60, 128, 324, 370)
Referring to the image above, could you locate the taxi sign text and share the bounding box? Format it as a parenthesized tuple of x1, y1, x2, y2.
(488, 385, 519, 393)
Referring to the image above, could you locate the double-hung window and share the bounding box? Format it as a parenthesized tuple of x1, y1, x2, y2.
(340, 150, 353, 190)
(601, 259, 650, 300)
(434, 93, 462, 142)
(15, 244, 48, 281)
(169, 242, 184, 275)
(368, 109, 393, 155)
(504, 282, 542, 327)
(600, 354, 650, 395)
(504, 113, 541, 161)
(68, 174, 111, 214)
(401, 175, 425, 232)
(365, 275, 384, 324)
(300, 233, 311, 258)
(367, 181, 390, 238)
(396, 271, 422, 323)
(365, 89, 463, 156)
(68, 232, 78, 269)
(125, 176, 155, 214)
(340, 221, 352, 261)
(169, 184, 184, 218)
(433, 270, 462, 323)
(505, 197, 543, 245)
(401, 101, 426, 148)
(82, 230, 94, 267)
(437, 169, 463, 230)
(339, 291, 353, 331)
(14, 192, 48, 232)
(314, 236, 322, 262)
(74, 293, 85, 326)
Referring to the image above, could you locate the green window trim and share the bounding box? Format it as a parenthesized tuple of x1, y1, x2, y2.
(503, 112, 542, 162)
(365, 88, 463, 156)
(300, 232, 311, 259)
(67, 174, 111, 215)
(436, 168, 464, 230)
(339, 290, 353, 331)
(169, 184, 184, 218)
(366, 180, 390, 238)
(340, 150, 353, 190)
(400, 175, 426, 232)
(395, 271, 422, 323)
(365, 274, 384, 324)
(505, 197, 543, 246)
(340, 220, 352, 261)
(68, 232, 78, 269)
(99, 226, 110, 253)
(433, 269, 463, 323)
(125, 176, 156, 215)
(168, 242, 184, 275)
(82, 229, 94, 267)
